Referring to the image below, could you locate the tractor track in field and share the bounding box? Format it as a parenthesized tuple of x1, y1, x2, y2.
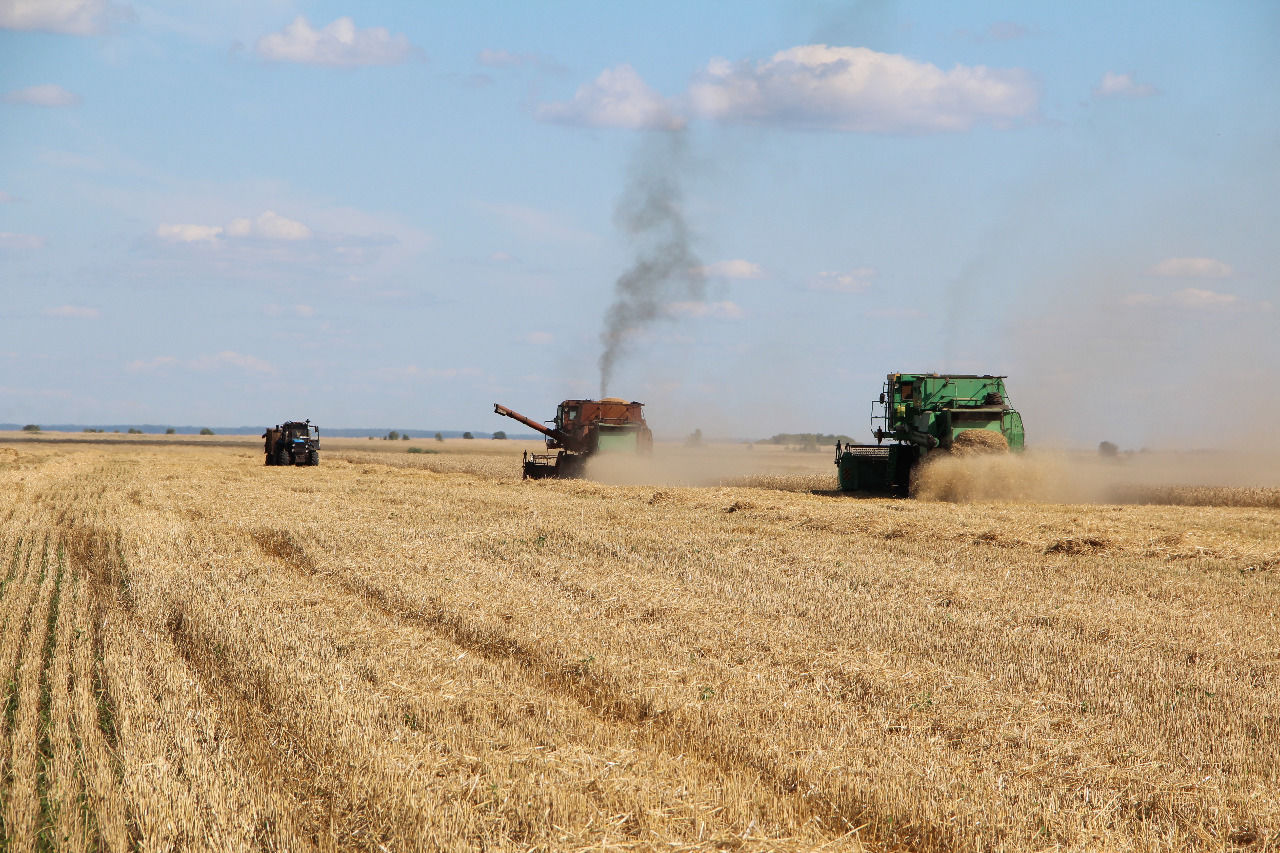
(66, 522, 369, 852)
(247, 525, 956, 853)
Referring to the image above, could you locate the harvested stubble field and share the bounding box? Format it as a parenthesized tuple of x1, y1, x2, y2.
(0, 438, 1277, 852)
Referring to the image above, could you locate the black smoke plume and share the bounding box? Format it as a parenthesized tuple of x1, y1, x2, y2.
(599, 134, 704, 397)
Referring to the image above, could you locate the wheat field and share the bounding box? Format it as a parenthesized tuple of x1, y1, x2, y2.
(0, 437, 1276, 851)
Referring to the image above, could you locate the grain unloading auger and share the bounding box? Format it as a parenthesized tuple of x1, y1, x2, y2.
(493, 398, 654, 479)
(835, 373, 1025, 495)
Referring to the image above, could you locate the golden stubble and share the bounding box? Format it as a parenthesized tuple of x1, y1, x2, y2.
(0, 440, 1275, 851)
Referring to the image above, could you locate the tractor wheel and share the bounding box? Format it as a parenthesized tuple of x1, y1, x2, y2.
(276, 447, 291, 466)
(307, 450, 319, 466)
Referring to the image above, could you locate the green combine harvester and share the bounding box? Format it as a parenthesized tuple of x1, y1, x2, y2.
(835, 373, 1025, 494)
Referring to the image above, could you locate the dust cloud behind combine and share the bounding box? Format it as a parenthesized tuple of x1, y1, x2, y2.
(582, 440, 1280, 508)
(913, 447, 1280, 505)
(598, 133, 705, 398)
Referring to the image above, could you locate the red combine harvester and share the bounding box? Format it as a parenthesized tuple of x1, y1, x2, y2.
(493, 398, 653, 479)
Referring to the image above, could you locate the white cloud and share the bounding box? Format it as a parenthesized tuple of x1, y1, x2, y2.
(525, 331, 554, 345)
(1172, 288, 1237, 308)
(812, 268, 876, 292)
(225, 210, 311, 241)
(2, 84, 81, 107)
(1094, 71, 1158, 98)
(0, 232, 45, 249)
(44, 305, 99, 318)
(666, 300, 744, 320)
(536, 64, 684, 130)
(688, 45, 1037, 133)
(156, 223, 222, 243)
(0, 0, 113, 34)
(156, 210, 311, 244)
(698, 259, 764, 279)
(1149, 257, 1232, 278)
(256, 16, 413, 67)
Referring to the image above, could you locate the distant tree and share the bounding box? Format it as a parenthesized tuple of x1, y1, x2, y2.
(199, 427, 215, 435)
(127, 428, 142, 434)
(386, 430, 400, 441)
(82, 428, 95, 433)
(401, 433, 409, 440)
(685, 428, 703, 447)
(21, 424, 39, 432)
(1098, 441, 1119, 457)
(434, 432, 444, 442)
(492, 430, 507, 440)
(165, 427, 175, 435)
(462, 431, 474, 440)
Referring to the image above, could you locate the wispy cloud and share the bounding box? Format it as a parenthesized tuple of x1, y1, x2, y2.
(474, 201, 595, 243)
(1171, 288, 1238, 308)
(697, 259, 764, 279)
(0, 0, 120, 35)
(811, 268, 876, 292)
(477, 48, 563, 73)
(1121, 288, 1239, 309)
(1094, 71, 1158, 98)
(124, 355, 178, 371)
(256, 16, 414, 67)
(44, 305, 99, 318)
(1148, 257, 1232, 278)
(3, 84, 81, 107)
(0, 232, 45, 249)
(127, 351, 276, 374)
(525, 331, 554, 345)
(535, 64, 684, 130)
(688, 45, 1037, 133)
(263, 304, 316, 318)
(665, 300, 744, 320)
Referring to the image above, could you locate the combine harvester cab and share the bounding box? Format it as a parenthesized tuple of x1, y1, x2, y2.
(493, 398, 653, 479)
(835, 374, 1023, 495)
(263, 420, 320, 466)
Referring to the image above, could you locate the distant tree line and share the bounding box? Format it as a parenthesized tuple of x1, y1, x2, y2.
(762, 433, 858, 451)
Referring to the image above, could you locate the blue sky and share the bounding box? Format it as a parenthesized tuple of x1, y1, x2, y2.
(2, 1, 1276, 447)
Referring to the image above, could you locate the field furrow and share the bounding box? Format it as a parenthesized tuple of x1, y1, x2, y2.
(3, 536, 57, 852)
(43, 542, 90, 853)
